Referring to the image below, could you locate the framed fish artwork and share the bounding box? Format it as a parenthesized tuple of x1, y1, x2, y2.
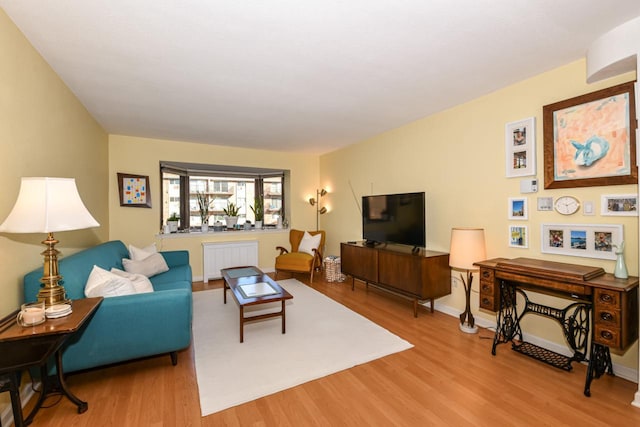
(543, 81, 637, 189)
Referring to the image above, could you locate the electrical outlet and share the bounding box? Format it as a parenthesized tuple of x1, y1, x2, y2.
(451, 277, 458, 288)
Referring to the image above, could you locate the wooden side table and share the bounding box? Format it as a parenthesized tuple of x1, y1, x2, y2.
(0, 297, 102, 426)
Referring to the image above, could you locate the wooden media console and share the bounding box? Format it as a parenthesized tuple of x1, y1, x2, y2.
(340, 242, 450, 317)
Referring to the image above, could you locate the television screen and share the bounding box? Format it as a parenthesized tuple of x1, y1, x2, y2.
(362, 192, 426, 248)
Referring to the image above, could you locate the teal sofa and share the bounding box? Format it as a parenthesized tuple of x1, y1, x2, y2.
(23, 240, 193, 373)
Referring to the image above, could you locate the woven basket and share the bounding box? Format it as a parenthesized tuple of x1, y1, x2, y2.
(324, 256, 346, 282)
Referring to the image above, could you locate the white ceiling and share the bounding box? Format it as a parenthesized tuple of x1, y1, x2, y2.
(2, 1, 640, 154)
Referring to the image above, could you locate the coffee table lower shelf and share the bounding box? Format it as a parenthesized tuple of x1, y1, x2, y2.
(221, 266, 293, 343)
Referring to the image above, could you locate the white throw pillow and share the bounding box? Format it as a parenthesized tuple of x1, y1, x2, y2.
(111, 268, 154, 294)
(298, 231, 322, 256)
(85, 265, 137, 298)
(122, 253, 169, 277)
(129, 243, 157, 261)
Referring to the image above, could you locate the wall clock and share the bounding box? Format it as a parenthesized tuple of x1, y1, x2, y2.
(554, 196, 580, 215)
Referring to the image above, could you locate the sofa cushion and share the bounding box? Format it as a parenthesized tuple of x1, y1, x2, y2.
(111, 268, 154, 294)
(122, 253, 169, 277)
(85, 265, 137, 298)
(129, 243, 157, 261)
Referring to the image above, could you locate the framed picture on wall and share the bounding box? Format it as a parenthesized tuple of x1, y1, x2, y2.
(540, 223, 622, 260)
(505, 117, 536, 178)
(508, 197, 528, 220)
(117, 173, 152, 208)
(543, 81, 637, 189)
(601, 194, 639, 216)
(509, 225, 528, 248)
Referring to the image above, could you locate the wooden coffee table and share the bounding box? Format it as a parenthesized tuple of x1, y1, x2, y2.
(221, 266, 293, 343)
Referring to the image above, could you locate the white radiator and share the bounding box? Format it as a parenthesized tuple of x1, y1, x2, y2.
(202, 240, 259, 282)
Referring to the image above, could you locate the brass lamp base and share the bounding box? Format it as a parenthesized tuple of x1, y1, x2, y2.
(37, 284, 71, 307)
(37, 232, 70, 307)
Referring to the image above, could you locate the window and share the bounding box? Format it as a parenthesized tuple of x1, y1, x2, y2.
(160, 162, 287, 230)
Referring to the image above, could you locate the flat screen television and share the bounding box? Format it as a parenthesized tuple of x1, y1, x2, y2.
(362, 192, 426, 248)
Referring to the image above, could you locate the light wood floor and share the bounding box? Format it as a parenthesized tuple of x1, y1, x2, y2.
(20, 273, 640, 426)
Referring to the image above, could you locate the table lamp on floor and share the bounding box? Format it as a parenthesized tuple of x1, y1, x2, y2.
(449, 227, 486, 334)
(0, 177, 99, 306)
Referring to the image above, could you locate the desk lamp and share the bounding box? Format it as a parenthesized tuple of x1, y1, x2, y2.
(0, 177, 99, 306)
(449, 227, 486, 334)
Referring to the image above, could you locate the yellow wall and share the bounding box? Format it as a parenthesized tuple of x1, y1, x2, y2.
(320, 59, 638, 370)
(0, 10, 108, 317)
(108, 135, 320, 276)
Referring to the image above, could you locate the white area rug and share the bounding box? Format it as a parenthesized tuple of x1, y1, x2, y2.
(192, 278, 413, 416)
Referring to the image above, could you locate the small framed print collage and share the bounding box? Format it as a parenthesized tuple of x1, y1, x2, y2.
(508, 197, 528, 248)
(540, 223, 622, 261)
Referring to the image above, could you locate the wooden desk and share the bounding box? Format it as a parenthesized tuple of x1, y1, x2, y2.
(474, 258, 638, 396)
(0, 297, 103, 426)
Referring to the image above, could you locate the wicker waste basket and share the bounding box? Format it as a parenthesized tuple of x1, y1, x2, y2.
(324, 255, 346, 282)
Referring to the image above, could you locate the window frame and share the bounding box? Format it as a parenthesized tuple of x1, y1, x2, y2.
(160, 161, 286, 231)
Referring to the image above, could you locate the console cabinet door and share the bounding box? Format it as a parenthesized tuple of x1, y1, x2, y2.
(341, 244, 378, 283)
(378, 250, 421, 295)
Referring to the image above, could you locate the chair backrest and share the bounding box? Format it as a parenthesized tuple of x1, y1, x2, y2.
(289, 229, 326, 256)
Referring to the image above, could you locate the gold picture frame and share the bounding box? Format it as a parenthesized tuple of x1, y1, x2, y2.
(543, 81, 637, 189)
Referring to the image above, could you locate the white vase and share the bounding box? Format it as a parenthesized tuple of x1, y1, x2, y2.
(225, 216, 238, 229)
(614, 252, 628, 279)
(255, 220, 263, 229)
(201, 224, 208, 233)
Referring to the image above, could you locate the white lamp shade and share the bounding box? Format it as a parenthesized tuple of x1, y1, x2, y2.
(449, 227, 486, 270)
(0, 177, 99, 233)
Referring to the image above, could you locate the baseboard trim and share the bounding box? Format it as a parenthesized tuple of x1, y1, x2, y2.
(423, 300, 639, 384)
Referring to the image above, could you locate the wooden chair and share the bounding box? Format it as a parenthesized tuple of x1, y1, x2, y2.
(275, 229, 325, 283)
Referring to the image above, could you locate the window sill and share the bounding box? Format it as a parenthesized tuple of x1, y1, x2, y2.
(157, 227, 289, 239)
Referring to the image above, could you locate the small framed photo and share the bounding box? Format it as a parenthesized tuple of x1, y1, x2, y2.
(601, 194, 638, 216)
(117, 173, 152, 208)
(509, 225, 528, 248)
(505, 117, 536, 178)
(540, 223, 623, 260)
(508, 197, 528, 220)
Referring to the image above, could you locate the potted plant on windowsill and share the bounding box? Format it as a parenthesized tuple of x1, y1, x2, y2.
(250, 197, 264, 229)
(167, 213, 180, 233)
(196, 192, 211, 233)
(223, 202, 240, 229)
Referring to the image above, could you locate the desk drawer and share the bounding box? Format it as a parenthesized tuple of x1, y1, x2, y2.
(480, 268, 494, 282)
(594, 307, 621, 327)
(480, 280, 495, 295)
(594, 325, 621, 348)
(479, 267, 499, 311)
(480, 294, 495, 311)
(594, 288, 621, 308)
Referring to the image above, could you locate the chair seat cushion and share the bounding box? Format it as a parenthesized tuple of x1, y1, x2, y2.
(275, 252, 313, 271)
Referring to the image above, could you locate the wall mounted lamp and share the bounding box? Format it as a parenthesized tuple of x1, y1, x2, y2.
(309, 188, 328, 230)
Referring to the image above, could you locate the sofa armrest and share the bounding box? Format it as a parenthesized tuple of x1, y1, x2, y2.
(160, 250, 189, 268)
(62, 288, 193, 372)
